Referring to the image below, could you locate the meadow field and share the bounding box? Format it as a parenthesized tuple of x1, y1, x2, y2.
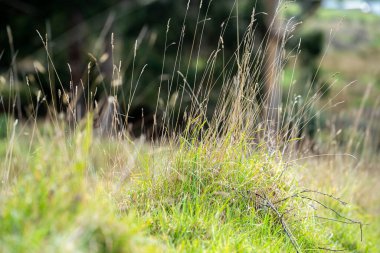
(0, 2, 379, 253)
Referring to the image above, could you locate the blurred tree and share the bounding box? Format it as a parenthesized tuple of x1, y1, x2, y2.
(0, 0, 323, 137)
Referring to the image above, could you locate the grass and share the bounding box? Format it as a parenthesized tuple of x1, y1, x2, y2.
(0, 115, 378, 252)
(1, 2, 379, 252)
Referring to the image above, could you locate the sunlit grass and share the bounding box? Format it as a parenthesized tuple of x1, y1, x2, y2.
(0, 2, 379, 252)
(0, 118, 377, 252)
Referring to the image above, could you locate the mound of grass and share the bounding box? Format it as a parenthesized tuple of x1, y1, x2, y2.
(0, 2, 377, 252)
(0, 117, 374, 252)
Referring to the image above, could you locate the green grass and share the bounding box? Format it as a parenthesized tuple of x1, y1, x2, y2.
(0, 118, 377, 252)
(0, 3, 379, 252)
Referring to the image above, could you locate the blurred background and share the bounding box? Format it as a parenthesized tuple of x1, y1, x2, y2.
(0, 0, 379, 156)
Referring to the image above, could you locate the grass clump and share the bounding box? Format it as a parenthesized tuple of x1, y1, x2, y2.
(0, 2, 376, 252)
(0, 118, 372, 252)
